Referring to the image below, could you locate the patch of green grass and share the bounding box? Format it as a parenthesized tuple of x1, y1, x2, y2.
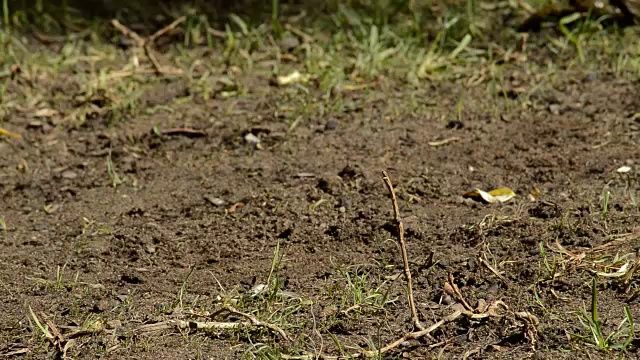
(27, 263, 79, 291)
(0, 215, 6, 235)
(572, 278, 634, 352)
(106, 149, 124, 189)
(326, 263, 396, 316)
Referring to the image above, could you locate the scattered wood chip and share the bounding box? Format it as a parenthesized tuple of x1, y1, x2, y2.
(617, 165, 632, 173)
(227, 202, 245, 213)
(1, 348, 30, 356)
(339, 83, 369, 92)
(275, 70, 310, 86)
(428, 137, 460, 147)
(34, 108, 59, 118)
(161, 128, 207, 138)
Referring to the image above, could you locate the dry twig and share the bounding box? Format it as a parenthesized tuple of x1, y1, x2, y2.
(381, 170, 424, 331)
(111, 18, 186, 76)
(134, 305, 289, 341)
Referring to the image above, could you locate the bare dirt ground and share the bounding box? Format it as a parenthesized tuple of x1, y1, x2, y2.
(2, 6, 640, 359)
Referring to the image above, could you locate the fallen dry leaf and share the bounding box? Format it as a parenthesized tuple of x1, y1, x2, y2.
(276, 70, 310, 86)
(0, 128, 22, 139)
(428, 137, 460, 147)
(463, 187, 516, 204)
(34, 108, 59, 118)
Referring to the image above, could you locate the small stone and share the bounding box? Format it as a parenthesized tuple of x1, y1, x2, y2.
(278, 36, 300, 52)
(446, 119, 464, 129)
(338, 196, 351, 209)
(204, 195, 226, 206)
(106, 320, 122, 329)
(145, 244, 156, 254)
(249, 284, 268, 297)
(324, 119, 339, 131)
(61, 170, 78, 179)
(617, 165, 632, 174)
(488, 283, 500, 295)
(244, 133, 261, 144)
(549, 104, 561, 115)
(321, 305, 338, 318)
(94, 298, 110, 312)
(442, 294, 453, 305)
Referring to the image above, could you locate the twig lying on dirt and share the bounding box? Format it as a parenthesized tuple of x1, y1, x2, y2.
(135, 305, 289, 341)
(111, 19, 145, 47)
(28, 304, 289, 358)
(382, 170, 424, 331)
(161, 128, 207, 138)
(111, 17, 186, 76)
(478, 255, 510, 288)
(281, 300, 507, 360)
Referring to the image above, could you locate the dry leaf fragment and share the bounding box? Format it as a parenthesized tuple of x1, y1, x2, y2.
(463, 187, 516, 204)
(0, 128, 22, 139)
(428, 137, 460, 147)
(276, 70, 310, 86)
(617, 166, 632, 174)
(339, 83, 369, 91)
(34, 108, 59, 118)
(596, 262, 630, 278)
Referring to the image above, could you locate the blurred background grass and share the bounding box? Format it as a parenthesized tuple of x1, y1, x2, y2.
(0, 0, 529, 38)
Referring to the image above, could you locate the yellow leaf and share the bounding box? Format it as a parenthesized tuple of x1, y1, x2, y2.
(276, 70, 310, 86)
(463, 187, 516, 204)
(0, 128, 21, 139)
(487, 187, 516, 202)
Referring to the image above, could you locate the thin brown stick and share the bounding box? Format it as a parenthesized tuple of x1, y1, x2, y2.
(111, 18, 185, 76)
(478, 256, 510, 288)
(144, 45, 165, 74)
(280, 310, 464, 360)
(381, 170, 424, 331)
(447, 273, 473, 312)
(148, 15, 186, 45)
(111, 19, 145, 47)
(134, 316, 289, 341)
(220, 306, 290, 341)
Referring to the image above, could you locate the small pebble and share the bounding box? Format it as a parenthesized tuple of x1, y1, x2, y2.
(244, 133, 261, 144)
(94, 298, 110, 312)
(325, 119, 339, 131)
(106, 320, 122, 329)
(61, 170, 78, 179)
(278, 36, 300, 52)
(204, 195, 226, 206)
(446, 119, 464, 129)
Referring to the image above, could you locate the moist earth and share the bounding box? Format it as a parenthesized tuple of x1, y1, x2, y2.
(1, 46, 640, 359)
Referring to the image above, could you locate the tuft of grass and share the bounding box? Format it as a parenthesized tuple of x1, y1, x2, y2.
(0, 215, 6, 235)
(602, 183, 611, 228)
(27, 263, 79, 291)
(106, 149, 124, 189)
(573, 277, 635, 352)
(327, 263, 396, 316)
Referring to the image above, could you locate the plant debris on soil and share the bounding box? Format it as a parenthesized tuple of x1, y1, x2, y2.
(2, 1, 640, 359)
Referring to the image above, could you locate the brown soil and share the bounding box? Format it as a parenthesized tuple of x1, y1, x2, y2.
(1, 46, 640, 359)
